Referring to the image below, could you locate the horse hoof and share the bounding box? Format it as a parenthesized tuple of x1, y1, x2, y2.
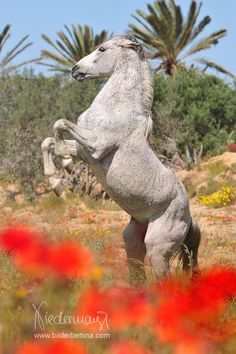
(49, 177, 65, 197)
(62, 158, 73, 173)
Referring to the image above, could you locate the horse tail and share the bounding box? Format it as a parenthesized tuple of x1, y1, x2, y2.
(179, 218, 201, 272)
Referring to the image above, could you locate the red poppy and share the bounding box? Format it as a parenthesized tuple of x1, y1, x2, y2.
(16, 339, 87, 354)
(76, 285, 152, 331)
(0, 227, 93, 278)
(49, 241, 93, 277)
(154, 267, 236, 353)
(0, 227, 51, 274)
(16, 341, 45, 354)
(109, 340, 151, 354)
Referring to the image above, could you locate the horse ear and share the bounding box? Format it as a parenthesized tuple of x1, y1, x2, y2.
(120, 38, 144, 55)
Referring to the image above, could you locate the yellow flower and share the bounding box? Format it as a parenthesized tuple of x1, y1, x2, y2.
(198, 185, 236, 208)
(90, 266, 103, 280)
(15, 287, 27, 299)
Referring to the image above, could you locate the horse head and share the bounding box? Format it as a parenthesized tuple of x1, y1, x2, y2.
(71, 35, 144, 81)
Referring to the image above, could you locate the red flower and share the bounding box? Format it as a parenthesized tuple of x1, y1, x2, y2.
(16, 339, 87, 354)
(49, 241, 93, 277)
(0, 227, 50, 274)
(154, 267, 236, 353)
(76, 285, 153, 331)
(16, 341, 44, 354)
(109, 341, 151, 354)
(0, 227, 93, 278)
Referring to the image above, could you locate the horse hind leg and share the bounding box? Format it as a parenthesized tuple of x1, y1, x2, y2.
(123, 217, 148, 286)
(144, 216, 189, 278)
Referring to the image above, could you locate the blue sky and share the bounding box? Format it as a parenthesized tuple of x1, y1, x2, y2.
(1, 0, 235, 77)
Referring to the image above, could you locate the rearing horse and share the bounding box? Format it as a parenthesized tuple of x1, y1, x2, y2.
(42, 35, 201, 283)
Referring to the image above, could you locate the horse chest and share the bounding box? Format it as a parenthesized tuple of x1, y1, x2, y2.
(104, 142, 156, 199)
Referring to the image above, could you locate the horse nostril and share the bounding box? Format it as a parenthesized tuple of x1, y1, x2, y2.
(72, 65, 79, 72)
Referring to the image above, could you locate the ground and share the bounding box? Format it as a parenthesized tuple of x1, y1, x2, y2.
(0, 153, 236, 353)
(1, 153, 236, 278)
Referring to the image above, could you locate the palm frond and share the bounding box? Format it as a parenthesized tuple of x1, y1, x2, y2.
(57, 31, 77, 57)
(182, 29, 227, 58)
(0, 58, 40, 75)
(175, 0, 199, 53)
(190, 15, 211, 40)
(196, 58, 235, 79)
(40, 50, 71, 66)
(41, 34, 72, 61)
(0, 24, 11, 51)
(169, 0, 183, 41)
(2, 36, 32, 65)
(0, 24, 35, 74)
(129, 24, 165, 48)
(131, 14, 156, 36)
(157, 1, 176, 48)
(40, 25, 109, 72)
(129, 0, 229, 77)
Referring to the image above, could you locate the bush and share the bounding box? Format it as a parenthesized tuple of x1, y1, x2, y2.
(0, 70, 100, 199)
(1, 69, 236, 199)
(152, 71, 236, 157)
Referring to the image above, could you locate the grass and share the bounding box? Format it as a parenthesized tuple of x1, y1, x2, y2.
(207, 161, 229, 178)
(81, 195, 122, 211)
(39, 192, 66, 210)
(182, 177, 197, 198)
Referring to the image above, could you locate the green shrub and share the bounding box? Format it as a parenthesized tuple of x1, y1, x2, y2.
(207, 161, 229, 178)
(152, 72, 236, 157)
(0, 70, 100, 199)
(1, 69, 236, 199)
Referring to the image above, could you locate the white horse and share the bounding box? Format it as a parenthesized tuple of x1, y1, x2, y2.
(41, 35, 201, 283)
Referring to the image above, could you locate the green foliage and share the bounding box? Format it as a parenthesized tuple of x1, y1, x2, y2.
(1, 69, 236, 199)
(207, 161, 228, 179)
(218, 129, 236, 145)
(129, 0, 233, 78)
(197, 178, 224, 197)
(182, 177, 196, 198)
(40, 192, 65, 210)
(151, 71, 236, 157)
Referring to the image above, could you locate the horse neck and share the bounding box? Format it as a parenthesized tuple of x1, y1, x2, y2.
(93, 54, 153, 120)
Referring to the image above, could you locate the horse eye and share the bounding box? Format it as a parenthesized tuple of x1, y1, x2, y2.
(98, 47, 106, 52)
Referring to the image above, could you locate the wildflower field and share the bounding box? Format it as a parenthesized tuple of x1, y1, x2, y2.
(0, 183, 236, 354)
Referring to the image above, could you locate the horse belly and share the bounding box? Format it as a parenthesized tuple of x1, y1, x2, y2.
(104, 145, 172, 220)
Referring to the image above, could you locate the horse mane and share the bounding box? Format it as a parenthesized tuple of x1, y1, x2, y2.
(121, 35, 154, 137)
(141, 59, 153, 110)
(140, 58, 154, 139)
(98, 35, 154, 139)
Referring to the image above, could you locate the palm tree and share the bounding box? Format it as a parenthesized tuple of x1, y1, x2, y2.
(0, 24, 36, 75)
(40, 25, 109, 73)
(129, 0, 234, 78)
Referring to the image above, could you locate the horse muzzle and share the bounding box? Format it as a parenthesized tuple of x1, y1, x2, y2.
(71, 65, 86, 81)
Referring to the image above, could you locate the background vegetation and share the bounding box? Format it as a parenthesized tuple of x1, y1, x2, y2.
(0, 0, 235, 200)
(0, 69, 235, 199)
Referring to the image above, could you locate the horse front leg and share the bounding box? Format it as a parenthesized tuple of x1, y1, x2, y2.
(41, 137, 63, 195)
(53, 119, 115, 161)
(53, 119, 89, 159)
(41, 137, 79, 196)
